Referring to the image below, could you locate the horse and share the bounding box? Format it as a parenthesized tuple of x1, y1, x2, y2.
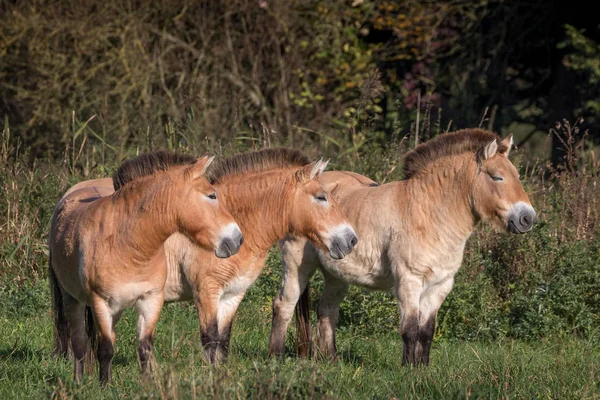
(111, 148, 358, 364)
(268, 128, 537, 366)
(48, 151, 244, 384)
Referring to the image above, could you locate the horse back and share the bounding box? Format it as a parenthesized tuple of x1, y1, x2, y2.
(63, 177, 114, 198)
(319, 171, 378, 190)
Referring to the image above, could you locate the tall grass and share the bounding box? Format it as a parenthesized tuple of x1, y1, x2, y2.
(1, 113, 599, 341)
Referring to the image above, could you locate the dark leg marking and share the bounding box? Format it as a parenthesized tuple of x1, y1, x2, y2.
(97, 335, 114, 385)
(417, 316, 436, 366)
(138, 335, 154, 373)
(218, 323, 233, 362)
(401, 315, 419, 366)
(201, 321, 220, 364)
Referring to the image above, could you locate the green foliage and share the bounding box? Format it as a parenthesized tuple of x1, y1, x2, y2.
(561, 25, 600, 84)
(559, 25, 600, 125)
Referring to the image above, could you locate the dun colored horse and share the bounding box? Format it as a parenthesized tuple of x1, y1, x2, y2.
(48, 151, 243, 384)
(268, 129, 536, 366)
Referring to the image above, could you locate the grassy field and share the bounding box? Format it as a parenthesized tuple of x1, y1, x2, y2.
(1, 120, 599, 399)
(1, 276, 599, 400)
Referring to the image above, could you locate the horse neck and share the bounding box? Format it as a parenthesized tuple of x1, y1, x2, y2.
(402, 155, 478, 248)
(113, 176, 179, 265)
(216, 172, 294, 253)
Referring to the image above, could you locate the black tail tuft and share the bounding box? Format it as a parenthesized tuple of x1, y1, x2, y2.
(84, 305, 97, 374)
(49, 254, 71, 359)
(294, 282, 311, 358)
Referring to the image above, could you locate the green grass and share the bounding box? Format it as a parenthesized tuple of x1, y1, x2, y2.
(1, 280, 598, 399)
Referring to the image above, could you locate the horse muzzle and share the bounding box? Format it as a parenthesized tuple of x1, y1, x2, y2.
(507, 203, 536, 234)
(327, 225, 358, 260)
(215, 223, 244, 258)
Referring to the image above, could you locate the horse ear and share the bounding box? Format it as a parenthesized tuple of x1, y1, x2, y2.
(319, 159, 330, 174)
(499, 133, 514, 157)
(188, 155, 215, 180)
(297, 158, 326, 183)
(479, 139, 498, 161)
(309, 158, 324, 180)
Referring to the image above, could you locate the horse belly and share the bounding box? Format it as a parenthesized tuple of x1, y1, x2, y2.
(319, 248, 393, 291)
(110, 281, 160, 311)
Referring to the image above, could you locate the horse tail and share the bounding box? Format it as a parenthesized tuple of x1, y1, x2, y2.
(294, 282, 311, 358)
(84, 305, 97, 374)
(49, 253, 71, 358)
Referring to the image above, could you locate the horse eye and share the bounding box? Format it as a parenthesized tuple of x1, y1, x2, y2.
(207, 192, 217, 200)
(491, 175, 504, 182)
(315, 194, 328, 202)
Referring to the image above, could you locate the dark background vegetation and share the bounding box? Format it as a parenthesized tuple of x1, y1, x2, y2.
(1, 0, 600, 360)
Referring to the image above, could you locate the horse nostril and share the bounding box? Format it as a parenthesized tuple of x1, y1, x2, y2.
(350, 236, 358, 248)
(238, 235, 244, 247)
(520, 214, 531, 227)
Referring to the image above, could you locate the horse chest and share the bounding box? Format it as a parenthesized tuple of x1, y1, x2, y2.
(408, 247, 464, 287)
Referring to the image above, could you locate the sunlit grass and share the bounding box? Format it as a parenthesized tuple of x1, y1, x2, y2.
(1, 281, 598, 399)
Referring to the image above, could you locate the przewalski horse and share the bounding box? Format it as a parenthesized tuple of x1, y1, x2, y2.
(48, 151, 243, 384)
(124, 148, 357, 365)
(268, 128, 536, 366)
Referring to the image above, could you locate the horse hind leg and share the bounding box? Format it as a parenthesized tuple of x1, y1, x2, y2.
(135, 290, 165, 375)
(316, 271, 349, 359)
(61, 295, 88, 382)
(269, 238, 318, 358)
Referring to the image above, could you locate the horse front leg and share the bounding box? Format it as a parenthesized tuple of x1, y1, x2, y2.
(417, 276, 455, 365)
(395, 275, 423, 367)
(269, 238, 318, 358)
(316, 271, 349, 359)
(214, 290, 247, 363)
(194, 287, 221, 365)
(91, 296, 121, 385)
(135, 289, 165, 375)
